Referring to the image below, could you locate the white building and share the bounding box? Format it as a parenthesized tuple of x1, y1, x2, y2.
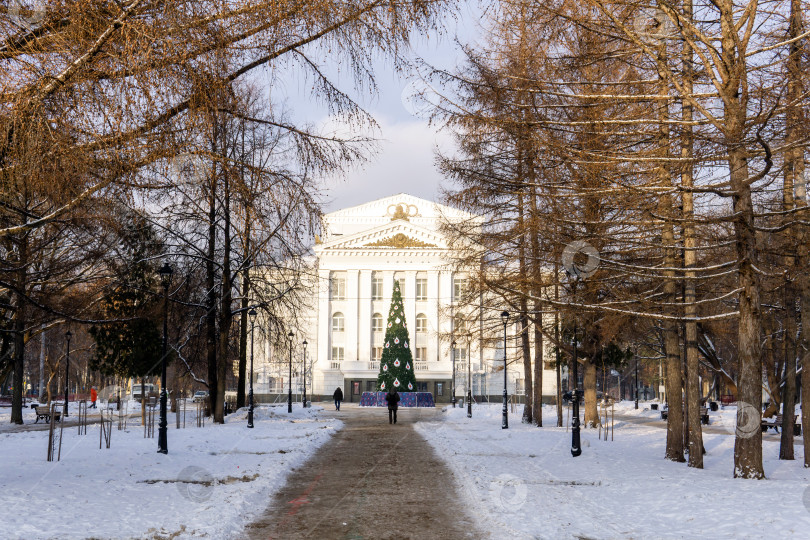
(254, 193, 558, 404)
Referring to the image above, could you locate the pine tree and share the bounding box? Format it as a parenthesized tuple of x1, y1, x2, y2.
(376, 281, 418, 392)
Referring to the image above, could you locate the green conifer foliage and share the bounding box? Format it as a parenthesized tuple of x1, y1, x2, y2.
(376, 280, 418, 391)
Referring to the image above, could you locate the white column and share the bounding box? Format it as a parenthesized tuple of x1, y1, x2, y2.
(316, 268, 331, 395)
(439, 270, 454, 362)
(358, 270, 372, 365)
(428, 270, 440, 362)
(384, 270, 394, 308)
(346, 269, 360, 363)
(405, 270, 417, 344)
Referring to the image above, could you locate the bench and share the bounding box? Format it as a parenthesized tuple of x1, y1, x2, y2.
(761, 414, 801, 436)
(34, 406, 61, 424)
(661, 405, 709, 425)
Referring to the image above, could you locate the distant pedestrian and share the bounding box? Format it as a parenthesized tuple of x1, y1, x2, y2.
(333, 387, 343, 410)
(385, 388, 400, 424)
(90, 387, 97, 409)
(116, 393, 121, 411)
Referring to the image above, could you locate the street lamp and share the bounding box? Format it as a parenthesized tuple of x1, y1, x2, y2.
(247, 307, 257, 428)
(64, 330, 72, 417)
(451, 340, 457, 407)
(466, 336, 472, 418)
(634, 350, 639, 410)
(302, 339, 308, 407)
(287, 330, 294, 413)
(500, 311, 509, 429)
(157, 262, 173, 455)
(571, 320, 582, 457)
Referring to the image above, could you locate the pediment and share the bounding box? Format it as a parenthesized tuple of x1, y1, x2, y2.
(324, 193, 475, 222)
(316, 221, 447, 251)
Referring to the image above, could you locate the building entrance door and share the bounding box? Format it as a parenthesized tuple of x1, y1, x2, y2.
(350, 381, 361, 402)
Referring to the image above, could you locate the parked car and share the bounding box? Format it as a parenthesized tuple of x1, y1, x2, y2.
(192, 391, 209, 403)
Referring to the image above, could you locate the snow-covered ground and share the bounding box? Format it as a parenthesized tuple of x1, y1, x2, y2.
(0, 405, 341, 539)
(415, 402, 810, 539)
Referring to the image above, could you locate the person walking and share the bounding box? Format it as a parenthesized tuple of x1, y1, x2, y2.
(385, 388, 400, 424)
(90, 387, 98, 409)
(333, 387, 343, 410)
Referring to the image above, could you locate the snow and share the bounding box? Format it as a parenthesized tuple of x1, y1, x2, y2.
(415, 401, 810, 539)
(0, 404, 341, 539)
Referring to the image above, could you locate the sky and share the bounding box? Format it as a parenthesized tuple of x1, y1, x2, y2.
(266, 3, 488, 212)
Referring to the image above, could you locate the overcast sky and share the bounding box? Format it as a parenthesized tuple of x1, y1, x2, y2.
(266, 3, 487, 212)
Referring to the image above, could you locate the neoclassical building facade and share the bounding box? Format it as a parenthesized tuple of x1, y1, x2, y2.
(255, 194, 558, 403)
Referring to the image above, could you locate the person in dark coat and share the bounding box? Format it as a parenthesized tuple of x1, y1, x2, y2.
(385, 388, 400, 424)
(333, 387, 343, 410)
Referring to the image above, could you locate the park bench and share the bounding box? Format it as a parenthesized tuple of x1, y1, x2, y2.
(34, 406, 61, 424)
(761, 414, 801, 436)
(661, 405, 710, 425)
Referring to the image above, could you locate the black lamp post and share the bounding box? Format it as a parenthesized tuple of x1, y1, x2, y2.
(451, 340, 457, 407)
(247, 307, 257, 428)
(64, 330, 72, 417)
(571, 321, 582, 457)
(466, 337, 472, 418)
(157, 262, 173, 455)
(287, 330, 294, 413)
(634, 351, 639, 410)
(302, 339, 308, 407)
(500, 311, 509, 429)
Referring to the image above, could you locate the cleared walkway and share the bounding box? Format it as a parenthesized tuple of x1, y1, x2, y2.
(244, 404, 480, 540)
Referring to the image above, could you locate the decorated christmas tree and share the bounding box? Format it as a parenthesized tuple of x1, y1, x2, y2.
(376, 280, 418, 392)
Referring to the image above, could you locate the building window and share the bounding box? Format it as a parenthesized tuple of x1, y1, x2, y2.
(416, 347, 427, 361)
(332, 312, 345, 332)
(371, 313, 384, 333)
(453, 277, 467, 302)
(457, 347, 467, 362)
(365, 381, 374, 392)
(331, 274, 346, 300)
(372, 347, 383, 361)
(436, 382, 444, 396)
(415, 313, 428, 333)
(453, 314, 466, 332)
(332, 346, 344, 362)
(371, 274, 384, 300)
(416, 276, 427, 301)
(417, 382, 428, 392)
(352, 381, 361, 395)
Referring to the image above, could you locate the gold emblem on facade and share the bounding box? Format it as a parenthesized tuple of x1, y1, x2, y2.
(387, 203, 418, 221)
(364, 233, 437, 248)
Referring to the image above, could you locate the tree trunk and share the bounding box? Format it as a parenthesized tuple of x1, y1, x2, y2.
(780, 279, 796, 460)
(529, 180, 543, 426)
(533, 317, 543, 427)
(520, 307, 532, 424)
(784, 0, 805, 464)
(215, 154, 233, 424)
(10, 237, 26, 425)
(678, 0, 703, 469)
(729, 144, 765, 479)
(665, 320, 685, 462)
(206, 121, 219, 419)
(583, 360, 599, 427)
(237, 275, 249, 409)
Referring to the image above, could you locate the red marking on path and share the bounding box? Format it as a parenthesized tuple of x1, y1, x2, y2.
(286, 472, 322, 516)
(265, 472, 324, 539)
